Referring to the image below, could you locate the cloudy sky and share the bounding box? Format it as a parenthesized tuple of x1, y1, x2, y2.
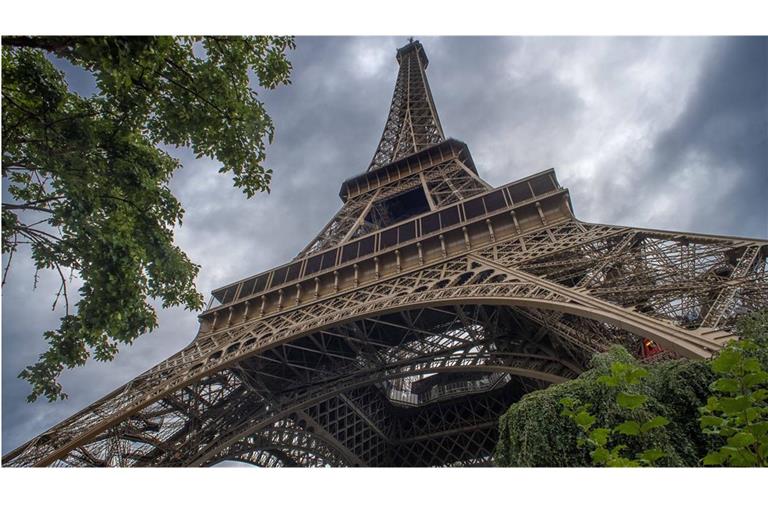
(2, 36, 767, 455)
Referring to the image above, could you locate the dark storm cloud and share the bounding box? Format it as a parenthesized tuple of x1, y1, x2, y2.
(550, 37, 767, 238)
(3, 37, 766, 454)
(647, 37, 768, 238)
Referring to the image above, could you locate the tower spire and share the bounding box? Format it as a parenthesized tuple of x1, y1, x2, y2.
(367, 40, 445, 171)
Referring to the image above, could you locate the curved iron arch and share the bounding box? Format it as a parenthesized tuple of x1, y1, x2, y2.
(5, 270, 733, 467)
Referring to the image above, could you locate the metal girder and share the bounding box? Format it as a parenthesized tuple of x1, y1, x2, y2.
(422, 160, 490, 208)
(6, 223, 765, 467)
(208, 418, 351, 468)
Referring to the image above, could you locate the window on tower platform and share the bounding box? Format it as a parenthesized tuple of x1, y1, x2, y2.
(365, 186, 431, 231)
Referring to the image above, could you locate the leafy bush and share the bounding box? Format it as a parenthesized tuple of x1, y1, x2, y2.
(496, 311, 768, 467)
(559, 360, 670, 466)
(700, 312, 768, 467)
(495, 346, 714, 467)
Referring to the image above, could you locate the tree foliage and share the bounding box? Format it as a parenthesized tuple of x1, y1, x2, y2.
(560, 360, 670, 467)
(496, 311, 768, 467)
(495, 346, 715, 467)
(700, 312, 768, 467)
(1, 36, 295, 401)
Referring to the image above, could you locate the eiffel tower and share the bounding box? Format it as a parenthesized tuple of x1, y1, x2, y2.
(5, 40, 767, 467)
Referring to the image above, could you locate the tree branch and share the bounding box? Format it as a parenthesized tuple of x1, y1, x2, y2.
(1, 36, 75, 52)
(2, 233, 17, 286)
(3, 204, 56, 214)
(51, 262, 70, 315)
(157, 65, 230, 119)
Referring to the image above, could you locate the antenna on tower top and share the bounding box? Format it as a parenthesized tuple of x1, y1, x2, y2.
(408, 36, 414, 44)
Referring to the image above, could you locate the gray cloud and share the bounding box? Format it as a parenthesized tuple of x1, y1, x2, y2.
(3, 36, 766, 455)
(645, 37, 768, 237)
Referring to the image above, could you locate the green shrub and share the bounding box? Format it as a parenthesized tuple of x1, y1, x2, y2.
(496, 311, 768, 467)
(559, 360, 671, 467)
(699, 312, 768, 467)
(495, 346, 714, 467)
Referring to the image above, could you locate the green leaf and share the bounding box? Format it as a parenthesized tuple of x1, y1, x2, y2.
(574, 411, 596, 430)
(617, 392, 647, 410)
(641, 416, 670, 433)
(744, 371, 768, 388)
(702, 452, 724, 466)
(614, 421, 641, 436)
(750, 422, 768, 439)
(729, 450, 758, 467)
(639, 448, 666, 463)
(700, 415, 725, 428)
(589, 428, 611, 446)
(711, 378, 740, 394)
(746, 407, 763, 423)
(727, 432, 756, 449)
(627, 367, 649, 385)
(720, 396, 751, 415)
(608, 457, 640, 468)
(711, 350, 740, 374)
(591, 447, 609, 464)
(610, 362, 630, 374)
(597, 375, 619, 388)
(704, 395, 720, 412)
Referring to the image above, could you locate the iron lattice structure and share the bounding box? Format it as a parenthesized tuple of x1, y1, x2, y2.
(4, 40, 767, 468)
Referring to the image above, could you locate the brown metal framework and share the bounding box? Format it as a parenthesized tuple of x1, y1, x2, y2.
(4, 40, 766, 468)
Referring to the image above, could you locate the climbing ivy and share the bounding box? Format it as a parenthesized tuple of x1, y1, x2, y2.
(560, 361, 670, 466)
(495, 346, 714, 467)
